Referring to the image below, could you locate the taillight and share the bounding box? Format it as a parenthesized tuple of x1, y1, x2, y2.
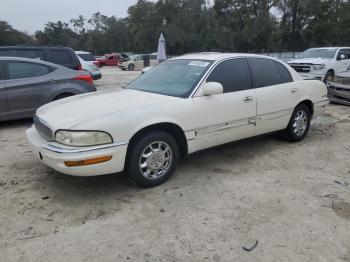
(73, 75, 93, 85)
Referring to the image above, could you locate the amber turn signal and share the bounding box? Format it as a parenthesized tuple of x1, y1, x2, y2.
(64, 156, 112, 167)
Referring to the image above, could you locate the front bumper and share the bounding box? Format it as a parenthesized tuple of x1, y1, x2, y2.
(328, 83, 350, 106)
(299, 73, 324, 81)
(26, 126, 128, 176)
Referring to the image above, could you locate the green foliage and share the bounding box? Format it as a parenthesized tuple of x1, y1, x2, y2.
(1, 0, 350, 54)
(0, 21, 33, 46)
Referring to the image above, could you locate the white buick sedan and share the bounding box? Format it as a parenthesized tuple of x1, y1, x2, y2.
(27, 53, 329, 187)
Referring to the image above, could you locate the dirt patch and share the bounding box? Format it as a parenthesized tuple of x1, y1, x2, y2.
(334, 201, 350, 220)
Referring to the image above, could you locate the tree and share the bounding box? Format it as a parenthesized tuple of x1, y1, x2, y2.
(0, 20, 33, 46)
(35, 21, 76, 47)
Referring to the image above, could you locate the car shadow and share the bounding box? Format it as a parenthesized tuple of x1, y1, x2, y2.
(0, 118, 33, 129)
(41, 132, 286, 200)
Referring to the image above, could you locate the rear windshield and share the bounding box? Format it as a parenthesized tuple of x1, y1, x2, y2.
(78, 53, 96, 61)
(51, 50, 73, 64)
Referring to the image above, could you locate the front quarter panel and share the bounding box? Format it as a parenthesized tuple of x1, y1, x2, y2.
(71, 98, 195, 145)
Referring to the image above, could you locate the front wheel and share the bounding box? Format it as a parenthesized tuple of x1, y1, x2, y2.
(324, 71, 334, 86)
(126, 132, 179, 188)
(282, 104, 311, 142)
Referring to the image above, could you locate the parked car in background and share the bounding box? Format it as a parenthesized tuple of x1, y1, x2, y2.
(76, 51, 102, 80)
(27, 53, 328, 187)
(328, 71, 350, 106)
(119, 54, 158, 71)
(0, 57, 96, 121)
(96, 54, 121, 66)
(288, 47, 350, 84)
(0, 46, 82, 70)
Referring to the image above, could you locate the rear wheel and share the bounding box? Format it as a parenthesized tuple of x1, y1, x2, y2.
(283, 104, 311, 142)
(126, 131, 179, 188)
(128, 64, 135, 71)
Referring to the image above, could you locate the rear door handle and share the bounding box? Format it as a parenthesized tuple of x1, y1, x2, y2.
(244, 96, 254, 103)
(291, 88, 298, 93)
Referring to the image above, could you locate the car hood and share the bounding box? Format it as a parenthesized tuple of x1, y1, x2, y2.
(36, 89, 180, 130)
(288, 58, 333, 65)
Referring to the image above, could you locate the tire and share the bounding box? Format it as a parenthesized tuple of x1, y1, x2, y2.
(283, 104, 311, 142)
(324, 71, 334, 86)
(128, 64, 135, 71)
(53, 93, 73, 101)
(126, 131, 179, 188)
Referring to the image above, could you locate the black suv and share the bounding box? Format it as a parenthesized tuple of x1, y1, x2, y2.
(0, 46, 82, 70)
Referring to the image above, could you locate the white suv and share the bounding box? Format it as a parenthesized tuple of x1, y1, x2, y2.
(288, 47, 350, 84)
(75, 51, 102, 80)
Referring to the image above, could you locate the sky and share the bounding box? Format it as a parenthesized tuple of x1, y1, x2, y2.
(0, 0, 151, 34)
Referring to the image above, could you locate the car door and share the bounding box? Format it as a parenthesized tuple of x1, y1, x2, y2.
(0, 61, 8, 120)
(134, 56, 144, 69)
(247, 57, 300, 135)
(333, 49, 349, 74)
(192, 58, 257, 151)
(4, 60, 57, 118)
(106, 56, 115, 66)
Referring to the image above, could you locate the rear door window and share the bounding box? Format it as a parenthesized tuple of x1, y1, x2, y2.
(275, 62, 293, 83)
(0, 50, 13, 56)
(7, 61, 52, 79)
(206, 58, 252, 93)
(15, 49, 45, 60)
(51, 50, 73, 65)
(247, 58, 282, 88)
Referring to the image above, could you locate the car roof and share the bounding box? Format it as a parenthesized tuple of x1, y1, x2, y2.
(0, 56, 63, 68)
(306, 47, 350, 50)
(0, 45, 73, 50)
(171, 53, 284, 62)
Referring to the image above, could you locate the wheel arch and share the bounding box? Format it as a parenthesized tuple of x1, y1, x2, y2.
(297, 99, 314, 117)
(51, 91, 76, 101)
(126, 122, 188, 164)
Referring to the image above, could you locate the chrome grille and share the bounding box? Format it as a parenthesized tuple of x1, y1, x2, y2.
(289, 64, 311, 73)
(33, 115, 54, 141)
(334, 76, 350, 85)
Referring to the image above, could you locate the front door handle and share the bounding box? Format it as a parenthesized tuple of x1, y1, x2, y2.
(291, 88, 298, 93)
(243, 96, 254, 103)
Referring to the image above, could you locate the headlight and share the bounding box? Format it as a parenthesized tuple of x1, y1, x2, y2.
(55, 130, 113, 147)
(347, 65, 350, 71)
(312, 64, 326, 71)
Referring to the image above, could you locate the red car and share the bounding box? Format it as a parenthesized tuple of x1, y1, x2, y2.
(96, 54, 121, 67)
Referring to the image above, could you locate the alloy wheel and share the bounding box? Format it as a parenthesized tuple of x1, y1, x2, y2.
(139, 141, 173, 180)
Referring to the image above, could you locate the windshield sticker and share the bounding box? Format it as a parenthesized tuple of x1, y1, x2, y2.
(188, 61, 210, 67)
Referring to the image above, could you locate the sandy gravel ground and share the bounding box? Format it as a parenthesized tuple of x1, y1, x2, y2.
(0, 67, 349, 262)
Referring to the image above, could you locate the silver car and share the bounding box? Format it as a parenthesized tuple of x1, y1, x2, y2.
(0, 57, 96, 121)
(328, 71, 350, 106)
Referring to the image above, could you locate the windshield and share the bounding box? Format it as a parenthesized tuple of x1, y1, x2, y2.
(300, 48, 337, 59)
(127, 59, 212, 98)
(130, 55, 139, 60)
(78, 53, 96, 61)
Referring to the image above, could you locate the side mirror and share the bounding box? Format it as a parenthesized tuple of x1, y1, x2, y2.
(203, 82, 224, 96)
(338, 54, 346, 60)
